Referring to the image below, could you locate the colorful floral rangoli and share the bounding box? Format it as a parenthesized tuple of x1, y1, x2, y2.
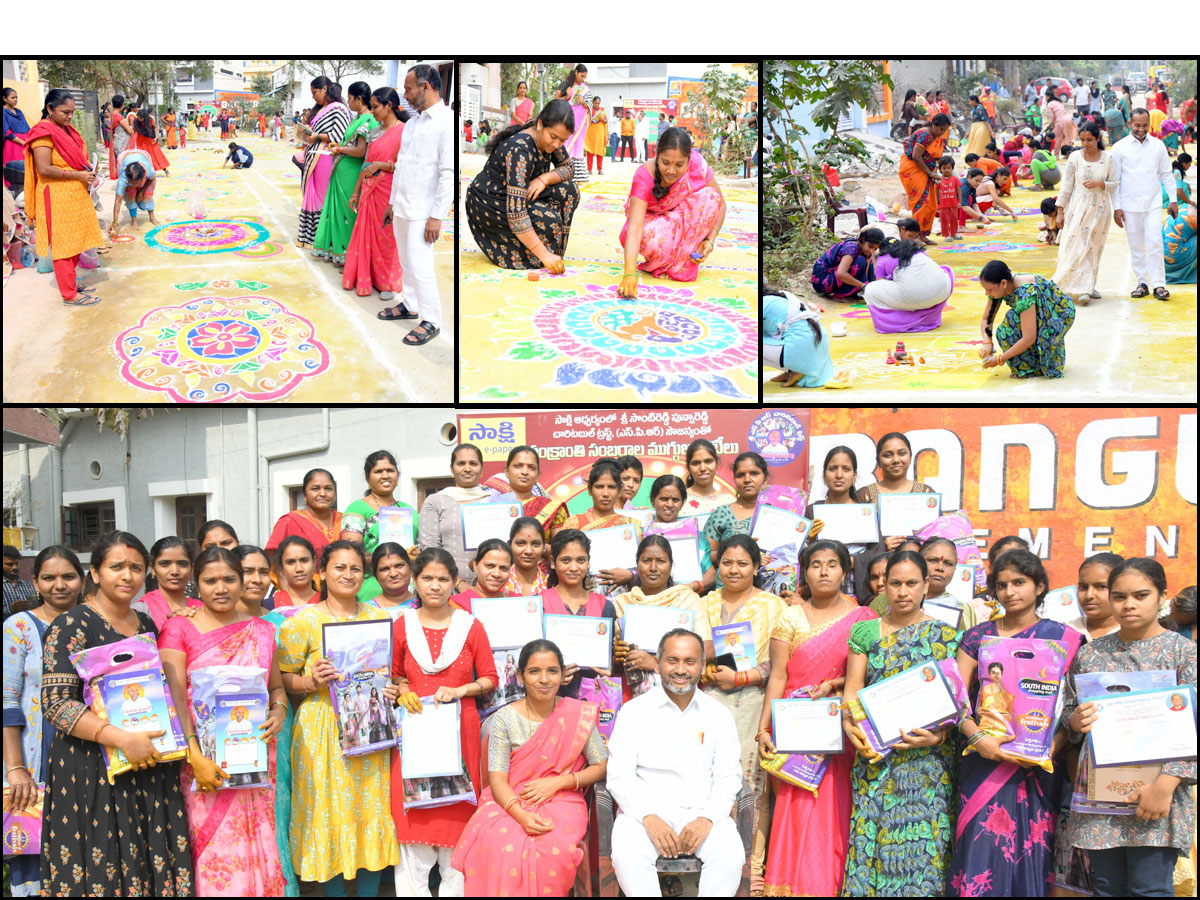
(144, 220, 269, 255)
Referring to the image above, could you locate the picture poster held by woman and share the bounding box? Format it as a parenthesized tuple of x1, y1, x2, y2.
(323, 619, 398, 756)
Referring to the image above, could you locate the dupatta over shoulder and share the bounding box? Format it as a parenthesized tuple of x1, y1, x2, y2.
(452, 698, 597, 896)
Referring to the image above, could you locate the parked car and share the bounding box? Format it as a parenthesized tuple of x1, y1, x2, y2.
(1032, 77, 1072, 103)
(1108, 76, 1124, 88)
(1128, 72, 1149, 92)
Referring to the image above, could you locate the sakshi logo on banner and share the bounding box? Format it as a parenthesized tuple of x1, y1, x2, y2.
(460, 418, 526, 462)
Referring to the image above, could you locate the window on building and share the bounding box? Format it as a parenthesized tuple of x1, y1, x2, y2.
(415, 478, 454, 509)
(175, 496, 208, 544)
(62, 503, 117, 552)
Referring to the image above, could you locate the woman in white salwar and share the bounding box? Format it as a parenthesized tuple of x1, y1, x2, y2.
(863, 238, 953, 310)
(1051, 122, 1118, 304)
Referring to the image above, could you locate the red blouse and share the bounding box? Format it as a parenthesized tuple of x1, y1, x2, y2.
(390, 615, 498, 847)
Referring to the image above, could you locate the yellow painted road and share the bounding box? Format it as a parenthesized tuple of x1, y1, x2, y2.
(3, 129, 454, 402)
(765, 182, 1197, 402)
(458, 152, 760, 402)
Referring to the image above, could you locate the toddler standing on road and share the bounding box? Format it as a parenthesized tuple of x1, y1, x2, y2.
(937, 156, 962, 241)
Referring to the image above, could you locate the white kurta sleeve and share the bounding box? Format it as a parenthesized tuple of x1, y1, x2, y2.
(605, 703, 646, 823)
(700, 706, 742, 823)
(1056, 152, 1078, 209)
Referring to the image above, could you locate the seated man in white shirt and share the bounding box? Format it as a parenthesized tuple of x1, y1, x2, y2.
(607, 628, 743, 898)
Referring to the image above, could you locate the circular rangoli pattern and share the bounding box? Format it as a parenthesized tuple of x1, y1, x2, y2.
(114, 296, 331, 402)
(532, 284, 757, 374)
(145, 220, 269, 255)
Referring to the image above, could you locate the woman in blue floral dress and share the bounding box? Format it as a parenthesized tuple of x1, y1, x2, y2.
(979, 261, 1076, 378)
(811, 227, 883, 298)
(841, 551, 964, 897)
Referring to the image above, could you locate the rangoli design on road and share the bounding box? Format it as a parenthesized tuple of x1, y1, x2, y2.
(114, 295, 331, 401)
(145, 220, 270, 254)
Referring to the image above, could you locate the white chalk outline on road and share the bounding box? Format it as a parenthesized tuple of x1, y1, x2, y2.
(236, 164, 422, 399)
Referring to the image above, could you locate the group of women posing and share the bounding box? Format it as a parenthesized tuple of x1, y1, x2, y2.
(465, 79, 728, 300)
(293, 76, 411, 302)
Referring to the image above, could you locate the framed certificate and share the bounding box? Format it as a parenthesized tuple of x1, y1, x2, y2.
(377, 505, 415, 547)
(811, 503, 880, 545)
(621, 604, 695, 652)
(460, 500, 522, 551)
(1041, 586, 1083, 624)
(543, 614, 613, 670)
(587, 523, 640, 574)
(473, 595, 544, 649)
(401, 698, 464, 779)
(1088, 686, 1197, 767)
(751, 505, 811, 553)
(877, 492, 942, 536)
(857, 661, 958, 748)
(924, 597, 963, 629)
(945, 564, 979, 605)
(666, 535, 704, 584)
(772, 698, 844, 754)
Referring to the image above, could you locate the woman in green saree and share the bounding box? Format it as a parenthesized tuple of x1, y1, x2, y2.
(313, 81, 376, 267)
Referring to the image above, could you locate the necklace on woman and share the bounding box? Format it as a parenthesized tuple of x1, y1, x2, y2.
(88, 597, 134, 634)
(521, 696, 556, 723)
(300, 507, 339, 541)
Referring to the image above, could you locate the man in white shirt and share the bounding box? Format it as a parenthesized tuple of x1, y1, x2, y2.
(1111, 109, 1178, 300)
(608, 110, 622, 162)
(635, 110, 650, 163)
(607, 629, 743, 897)
(1024, 80, 1038, 106)
(1073, 78, 1091, 116)
(382, 64, 453, 344)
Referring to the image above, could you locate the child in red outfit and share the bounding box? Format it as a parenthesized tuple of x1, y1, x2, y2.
(937, 156, 962, 241)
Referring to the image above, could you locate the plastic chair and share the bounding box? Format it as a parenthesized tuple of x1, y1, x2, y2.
(822, 185, 870, 235)
(480, 711, 598, 896)
(593, 778, 755, 897)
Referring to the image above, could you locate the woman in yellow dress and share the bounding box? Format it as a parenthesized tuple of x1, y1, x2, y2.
(584, 96, 608, 175)
(278, 540, 400, 894)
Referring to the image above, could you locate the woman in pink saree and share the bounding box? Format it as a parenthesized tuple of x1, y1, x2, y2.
(159, 546, 289, 897)
(297, 76, 351, 248)
(617, 126, 726, 297)
(756, 583, 877, 896)
(554, 64, 591, 183)
(452, 640, 608, 896)
(344, 88, 405, 301)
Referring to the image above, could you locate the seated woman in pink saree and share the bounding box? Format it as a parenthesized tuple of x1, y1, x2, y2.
(452, 640, 608, 896)
(757, 592, 877, 896)
(159, 546, 290, 897)
(617, 126, 726, 297)
(344, 88, 406, 302)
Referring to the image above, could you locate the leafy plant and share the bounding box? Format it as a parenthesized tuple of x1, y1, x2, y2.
(763, 59, 891, 280)
(38, 60, 212, 110)
(697, 63, 754, 174)
(292, 59, 383, 86)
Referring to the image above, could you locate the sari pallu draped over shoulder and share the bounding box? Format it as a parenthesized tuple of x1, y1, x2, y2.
(158, 615, 288, 897)
(22, 119, 103, 260)
(343, 121, 404, 296)
(299, 101, 351, 245)
(452, 698, 597, 896)
(763, 604, 877, 898)
(899, 128, 945, 236)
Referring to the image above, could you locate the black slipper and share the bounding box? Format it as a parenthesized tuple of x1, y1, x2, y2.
(403, 320, 440, 345)
(377, 303, 418, 321)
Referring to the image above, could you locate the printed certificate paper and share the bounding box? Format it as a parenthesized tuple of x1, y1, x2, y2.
(543, 614, 613, 670)
(772, 698, 845, 754)
(377, 506, 415, 547)
(1041, 586, 1084, 624)
(401, 698, 464, 779)
(622, 605, 695, 652)
(945, 564, 979, 605)
(877, 492, 942, 536)
(473, 596, 544, 649)
(587, 523, 640, 573)
(1089, 686, 1197, 767)
(460, 500, 523, 551)
(811, 503, 880, 545)
(858, 662, 958, 748)
(751, 505, 811, 554)
(666, 535, 704, 584)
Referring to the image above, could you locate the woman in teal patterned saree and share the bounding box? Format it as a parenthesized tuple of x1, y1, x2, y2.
(841, 550, 963, 897)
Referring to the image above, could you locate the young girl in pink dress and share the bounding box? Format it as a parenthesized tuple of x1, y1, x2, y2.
(617, 127, 726, 298)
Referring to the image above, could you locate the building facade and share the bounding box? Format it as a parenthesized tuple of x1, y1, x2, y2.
(4, 408, 461, 565)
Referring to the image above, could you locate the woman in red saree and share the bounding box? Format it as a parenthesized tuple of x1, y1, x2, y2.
(344, 88, 404, 299)
(898, 116, 951, 243)
(130, 107, 170, 174)
(618, 126, 725, 297)
(159, 546, 289, 897)
(757, 540, 878, 897)
(452, 640, 608, 895)
(264, 467, 343, 560)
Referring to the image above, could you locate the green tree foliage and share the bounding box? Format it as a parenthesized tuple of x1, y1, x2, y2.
(249, 72, 273, 96)
(764, 59, 891, 283)
(293, 59, 383, 87)
(698, 63, 754, 174)
(38, 60, 211, 110)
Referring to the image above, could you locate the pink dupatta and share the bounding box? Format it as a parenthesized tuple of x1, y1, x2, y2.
(541, 586, 607, 618)
(139, 588, 203, 634)
(159, 616, 286, 896)
(763, 604, 877, 897)
(452, 697, 597, 896)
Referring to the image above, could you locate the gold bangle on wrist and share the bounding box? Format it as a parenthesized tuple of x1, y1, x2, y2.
(92, 722, 109, 743)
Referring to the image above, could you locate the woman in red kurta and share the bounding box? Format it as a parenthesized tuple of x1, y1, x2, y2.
(391, 547, 498, 895)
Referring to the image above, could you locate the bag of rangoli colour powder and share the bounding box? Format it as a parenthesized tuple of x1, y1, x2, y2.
(70, 633, 187, 783)
(967, 632, 1082, 772)
(576, 674, 623, 743)
(916, 512, 987, 594)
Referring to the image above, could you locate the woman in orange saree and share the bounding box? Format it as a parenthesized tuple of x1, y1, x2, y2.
(757, 541, 878, 897)
(451, 642, 608, 896)
(164, 109, 178, 149)
(898, 116, 951, 244)
(344, 88, 405, 299)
